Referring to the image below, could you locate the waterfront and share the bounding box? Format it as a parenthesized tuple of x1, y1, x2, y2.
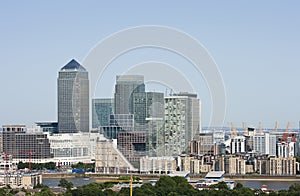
(43, 177, 300, 191)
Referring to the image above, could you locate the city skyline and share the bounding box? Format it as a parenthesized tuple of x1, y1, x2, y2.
(1, 1, 300, 128)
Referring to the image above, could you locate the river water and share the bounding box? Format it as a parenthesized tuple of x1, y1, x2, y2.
(43, 178, 299, 191)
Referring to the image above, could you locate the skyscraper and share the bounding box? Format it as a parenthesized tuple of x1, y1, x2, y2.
(164, 92, 201, 156)
(92, 98, 114, 128)
(114, 75, 145, 115)
(58, 59, 89, 133)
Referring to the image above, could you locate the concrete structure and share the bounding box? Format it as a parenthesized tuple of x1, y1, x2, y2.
(2, 125, 52, 161)
(47, 132, 103, 165)
(228, 156, 246, 175)
(164, 93, 201, 156)
(190, 133, 214, 156)
(258, 156, 296, 176)
(58, 59, 89, 133)
(35, 122, 58, 134)
(230, 136, 246, 154)
(253, 133, 277, 156)
(133, 92, 165, 157)
(95, 139, 136, 173)
(92, 98, 114, 128)
(117, 132, 146, 164)
(139, 156, 176, 174)
(114, 75, 145, 115)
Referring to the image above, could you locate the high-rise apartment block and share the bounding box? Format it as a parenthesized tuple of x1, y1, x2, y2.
(164, 93, 201, 156)
(58, 59, 89, 133)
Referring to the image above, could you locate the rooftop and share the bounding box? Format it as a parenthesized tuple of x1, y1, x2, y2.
(60, 59, 87, 71)
(205, 171, 225, 178)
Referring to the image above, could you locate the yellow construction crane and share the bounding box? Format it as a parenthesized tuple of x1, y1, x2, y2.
(96, 176, 133, 196)
(231, 122, 237, 137)
(286, 122, 290, 133)
(274, 121, 278, 133)
(259, 122, 263, 134)
(242, 122, 247, 135)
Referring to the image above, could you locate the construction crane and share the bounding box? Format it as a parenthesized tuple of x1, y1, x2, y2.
(231, 122, 237, 137)
(274, 121, 278, 133)
(259, 122, 263, 134)
(96, 176, 133, 196)
(286, 122, 290, 133)
(242, 122, 247, 135)
(20, 150, 37, 172)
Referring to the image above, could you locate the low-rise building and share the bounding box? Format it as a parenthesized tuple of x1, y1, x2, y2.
(139, 156, 176, 174)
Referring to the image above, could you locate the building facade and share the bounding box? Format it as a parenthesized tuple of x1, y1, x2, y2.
(92, 98, 114, 128)
(58, 59, 89, 133)
(164, 93, 201, 156)
(114, 75, 145, 115)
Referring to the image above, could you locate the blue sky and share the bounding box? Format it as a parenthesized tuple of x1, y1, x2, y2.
(0, 1, 299, 128)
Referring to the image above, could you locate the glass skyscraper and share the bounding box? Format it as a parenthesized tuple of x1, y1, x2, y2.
(58, 59, 89, 133)
(114, 75, 145, 115)
(92, 98, 114, 128)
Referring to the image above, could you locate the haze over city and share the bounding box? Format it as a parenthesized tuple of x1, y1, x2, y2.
(1, 1, 300, 128)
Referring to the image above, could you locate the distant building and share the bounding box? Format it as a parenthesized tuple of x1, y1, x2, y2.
(228, 156, 246, 175)
(133, 92, 165, 157)
(139, 156, 176, 174)
(117, 132, 146, 164)
(92, 98, 114, 128)
(114, 75, 145, 115)
(95, 139, 136, 174)
(230, 136, 246, 154)
(190, 133, 214, 156)
(58, 59, 89, 133)
(164, 93, 201, 156)
(35, 122, 58, 134)
(2, 125, 52, 161)
(253, 133, 277, 155)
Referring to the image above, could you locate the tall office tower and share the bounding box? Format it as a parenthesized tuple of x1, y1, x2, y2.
(133, 92, 165, 156)
(92, 98, 114, 128)
(164, 93, 201, 156)
(114, 75, 145, 115)
(58, 59, 89, 133)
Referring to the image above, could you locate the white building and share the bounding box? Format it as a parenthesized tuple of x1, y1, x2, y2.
(140, 156, 176, 174)
(253, 133, 277, 156)
(48, 132, 106, 166)
(230, 136, 246, 154)
(95, 139, 136, 174)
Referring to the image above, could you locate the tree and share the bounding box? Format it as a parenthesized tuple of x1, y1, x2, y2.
(289, 183, 300, 192)
(235, 182, 243, 189)
(58, 178, 73, 190)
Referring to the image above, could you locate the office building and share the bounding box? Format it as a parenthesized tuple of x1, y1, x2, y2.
(2, 125, 52, 161)
(164, 93, 201, 156)
(117, 132, 146, 164)
(92, 98, 114, 128)
(35, 122, 58, 134)
(95, 139, 136, 173)
(114, 75, 145, 115)
(58, 59, 89, 133)
(133, 92, 165, 156)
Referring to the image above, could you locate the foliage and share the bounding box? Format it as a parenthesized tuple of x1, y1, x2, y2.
(58, 178, 73, 190)
(34, 186, 55, 196)
(71, 162, 95, 172)
(117, 175, 141, 182)
(18, 161, 56, 170)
